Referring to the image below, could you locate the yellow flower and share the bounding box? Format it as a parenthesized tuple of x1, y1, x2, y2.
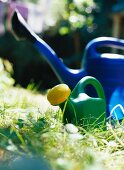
(47, 84, 71, 105)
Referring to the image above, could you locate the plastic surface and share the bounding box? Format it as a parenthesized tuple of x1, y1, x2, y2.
(47, 76, 106, 128)
(84, 37, 124, 119)
(63, 76, 106, 128)
(11, 10, 86, 88)
(34, 41, 86, 87)
(11, 10, 124, 120)
(35, 38, 124, 120)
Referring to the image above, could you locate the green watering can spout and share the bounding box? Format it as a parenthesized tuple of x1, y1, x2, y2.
(47, 76, 106, 129)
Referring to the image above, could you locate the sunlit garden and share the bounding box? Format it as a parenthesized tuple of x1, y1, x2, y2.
(0, 0, 124, 170)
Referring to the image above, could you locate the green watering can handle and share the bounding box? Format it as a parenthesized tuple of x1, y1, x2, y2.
(71, 76, 106, 100)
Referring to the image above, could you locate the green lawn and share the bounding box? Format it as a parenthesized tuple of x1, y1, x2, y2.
(0, 59, 124, 170)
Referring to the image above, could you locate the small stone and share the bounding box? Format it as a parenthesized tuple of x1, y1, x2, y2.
(65, 123, 78, 134)
(69, 133, 83, 140)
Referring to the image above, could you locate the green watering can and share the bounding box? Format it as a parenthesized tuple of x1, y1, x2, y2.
(47, 76, 106, 128)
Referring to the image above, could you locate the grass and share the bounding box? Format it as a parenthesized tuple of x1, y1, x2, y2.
(0, 60, 124, 169)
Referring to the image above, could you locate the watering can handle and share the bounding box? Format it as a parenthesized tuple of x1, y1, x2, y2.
(85, 37, 124, 58)
(71, 76, 106, 100)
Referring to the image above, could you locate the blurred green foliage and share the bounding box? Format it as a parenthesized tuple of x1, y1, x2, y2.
(21, 0, 39, 3)
(0, 58, 14, 89)
(44, 0, 97, 35)
(44, 0, 116, 38)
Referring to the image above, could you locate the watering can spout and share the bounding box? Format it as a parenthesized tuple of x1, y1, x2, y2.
(11, 10, 87, 89)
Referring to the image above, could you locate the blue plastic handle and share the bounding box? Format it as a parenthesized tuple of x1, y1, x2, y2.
(84, 37, 124, 59)
(84, 37, 124, 120)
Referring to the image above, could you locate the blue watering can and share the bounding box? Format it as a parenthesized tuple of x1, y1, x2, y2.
(11, 10, 124, 120)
